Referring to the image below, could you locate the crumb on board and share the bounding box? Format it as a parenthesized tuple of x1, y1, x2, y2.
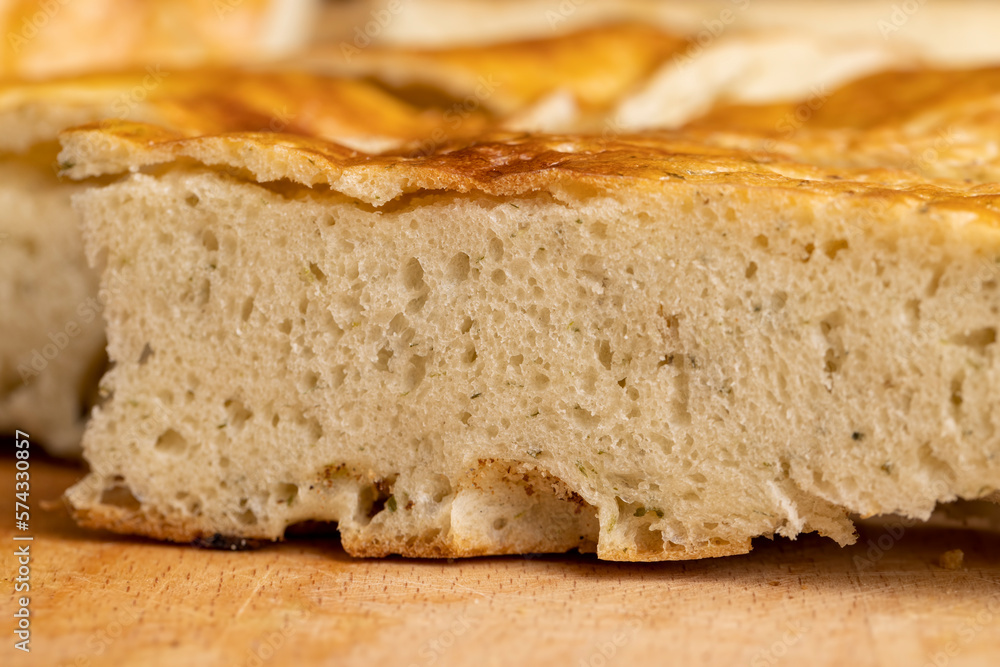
(937, 549, 964, 570)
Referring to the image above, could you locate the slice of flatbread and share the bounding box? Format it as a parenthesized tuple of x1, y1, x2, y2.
(59, 95, 1000, 558)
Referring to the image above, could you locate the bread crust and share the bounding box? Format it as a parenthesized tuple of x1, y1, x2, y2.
(0, 69, 484, 155)
(299, 23, 688, 117)
(55, 65, 1000, 196)
(69, 499, 752, 561)
(59, 118, 1000, 216)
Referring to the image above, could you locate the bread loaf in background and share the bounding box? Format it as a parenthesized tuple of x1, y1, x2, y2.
(0, 0, 317, 79)
(0, 0, 318, 452)
(362, 0, 1000, 68)
(297, 21, 916, 134)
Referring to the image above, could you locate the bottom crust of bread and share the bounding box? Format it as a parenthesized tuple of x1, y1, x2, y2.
(70, 457, 753, 560)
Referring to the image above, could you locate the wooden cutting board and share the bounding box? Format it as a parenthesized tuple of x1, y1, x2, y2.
(2, 454, 999, 667)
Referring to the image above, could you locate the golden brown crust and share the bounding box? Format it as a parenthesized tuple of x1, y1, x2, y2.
(682, 67, 1000, 182)
(12, 56, 1000, 190)
(599, 539, 753, 563)
(689, 67, 1000, 133)
(300, 23, 688, 117)
(0, 68, 486, 154)
(70, 504, 208, 544)
(51, 66, 1000, 203)
(58, 119, 1000, 229)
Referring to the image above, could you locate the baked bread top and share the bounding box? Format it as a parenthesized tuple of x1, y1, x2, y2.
(56, 120, 993, 201)
(684, 67, 1000, 182)
(692, 67, 1000, 133)
(55, 64, 1000, 231)
(27, 36, 995, 189)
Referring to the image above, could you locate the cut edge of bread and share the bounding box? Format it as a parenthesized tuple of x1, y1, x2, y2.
(61, 128, 1000, 558)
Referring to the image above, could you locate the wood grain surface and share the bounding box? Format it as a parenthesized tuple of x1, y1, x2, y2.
(2, 452, 999, 667)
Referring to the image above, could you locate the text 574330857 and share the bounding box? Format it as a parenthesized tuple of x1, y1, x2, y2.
(13, 429, 32, 653)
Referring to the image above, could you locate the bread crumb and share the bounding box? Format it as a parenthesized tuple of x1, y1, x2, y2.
(938, 549, 964, 570)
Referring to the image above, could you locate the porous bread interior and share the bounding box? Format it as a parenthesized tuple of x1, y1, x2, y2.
(68, 166, 1000, 560)
(0, 151, 104, 455)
